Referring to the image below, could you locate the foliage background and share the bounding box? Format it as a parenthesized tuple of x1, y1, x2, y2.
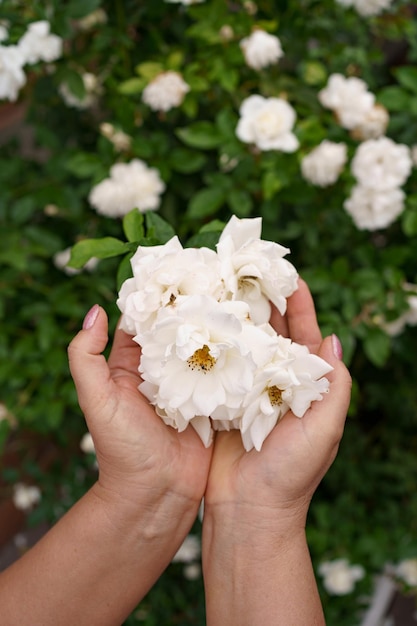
(1, 0, 417, 623)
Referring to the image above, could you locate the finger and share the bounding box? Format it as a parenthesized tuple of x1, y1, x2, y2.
(306, 335, 352, 445)
(285, 278, 322, 353)
(67, 305, 113, 417)
(107, 318, 142, 381)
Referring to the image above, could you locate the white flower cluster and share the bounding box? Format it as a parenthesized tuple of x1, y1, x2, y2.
(117, 216, 332, 452)
(318, 74, 388, 139)
(88, 159, 166, 218)
(301, 140, 348, 187)
(344, 137, 412, 230)
(142, 71, 190, 112)
(13, 483, 41, 512)
(239, 29, 284, 70)
(395, 558, 417, 587)
(236, 95, 299, 152)
(172, 533, 201, 580)
(335, 0, 394, 17)
(380, 283, 417, 337)
(318, 558, 365, 595)
(0, 20, 62, 101)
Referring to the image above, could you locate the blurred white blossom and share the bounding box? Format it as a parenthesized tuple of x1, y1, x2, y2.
(351, 103, 389, 140)
(236, 94, 299, 152)
(100, 122, 131, 152)
(18, 20, 62, 64)
(335, 0, 394, 17)
(80, 432, 96, 454)
(142, 71, 190, 112)
(301, 140, 347, 187)
(381, 285, 417, 337)
(172, 534, 201, 563)
(53, 247, 99, 275)
(165, 0, 205, 4)
(319, 558, 365, 595)
(77, 8, 108, 30)
(0, 25, 8, 42)
(351, 137, 412, 191)
(318, 73, 375, 130)
(0, 44, 26, 101)
(88, 159, 165, 217)
(13, 483, 41, 511)
(240, 29, 283, 70)
(344, 185, 405, 231)
(395, 558, 417, 587)
(59, 72, 102, 110)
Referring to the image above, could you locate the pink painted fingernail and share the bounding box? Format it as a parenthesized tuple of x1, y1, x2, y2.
(332, 334, 343, 360)
(83, 304, 100, 330)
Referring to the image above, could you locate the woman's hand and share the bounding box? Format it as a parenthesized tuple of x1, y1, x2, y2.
(202, 279, 352, 626)
(68, 303, 212, 516)
(204, 278, 351, 526)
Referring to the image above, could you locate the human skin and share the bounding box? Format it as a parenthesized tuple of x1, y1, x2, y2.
(202, 279, 352, 626)
(0, 304, 213, 626)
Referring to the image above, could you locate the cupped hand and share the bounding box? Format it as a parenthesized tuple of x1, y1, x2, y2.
(68, 305, 212, 507)
(204, 279, 352, 527)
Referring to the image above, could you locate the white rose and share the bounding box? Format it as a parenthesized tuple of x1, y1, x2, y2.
(80, 432, 96, 454)
(240, 334, 332, 451)
(18, 20, 62, 64)
(318, 73, 375, 130)
(0, 44, 26, 101)
(301, 140, 347, 187)
(319, 559, 365, 595)
(217, 215, 298, 323)
(382, 285, 417, 337)
(117, 236, 223, 335)
(138, 295, 261, 445)
(88, 159, 166, 218)
(351, 137, 412, 191)
(240, 29, 284, 70)
(236, 94, 299, 152)
(344, 185, 405, 230)
(142, 71, 190, 112)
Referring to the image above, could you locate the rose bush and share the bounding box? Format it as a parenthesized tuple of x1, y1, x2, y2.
(1, 0, 417, 623)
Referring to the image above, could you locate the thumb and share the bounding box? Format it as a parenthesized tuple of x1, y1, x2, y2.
(68, 305, 112, 417)
(309, 334, 352, 443)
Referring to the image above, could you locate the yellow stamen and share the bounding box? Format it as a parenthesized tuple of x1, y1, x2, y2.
(187, 345, 216, 373)
(268, 385, 283, 406)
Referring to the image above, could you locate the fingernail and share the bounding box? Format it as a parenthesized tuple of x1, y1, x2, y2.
(332, 334, 343, 360)
(83, 304, 100, 330)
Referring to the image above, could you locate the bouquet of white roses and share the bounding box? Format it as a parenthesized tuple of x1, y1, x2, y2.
(117, 216, 332, 451)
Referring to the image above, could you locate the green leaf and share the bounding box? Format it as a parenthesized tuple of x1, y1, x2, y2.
(66, 0, 101, 19)
(402, 207, 417, 237)
(145, 212, 176, 243)
(135, 62, 164, 80)
(169, 148, 207, 174)
(394, 66, 417, 94)
(65, 153, 104, 179)
(118, 78, 146, 95)
(116, 253, 134, 290)
(227, 189, 253, 217)
(187, 187, 226, 219)
(176, 122, 224, 150)
(185, 231, 220, 250)
(123, 210, 145, 243)
(262, 171, 284, 200)
(377, 86, 411, 112)
(363, 327, 391, 367)
(69, 238, 129, 269)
